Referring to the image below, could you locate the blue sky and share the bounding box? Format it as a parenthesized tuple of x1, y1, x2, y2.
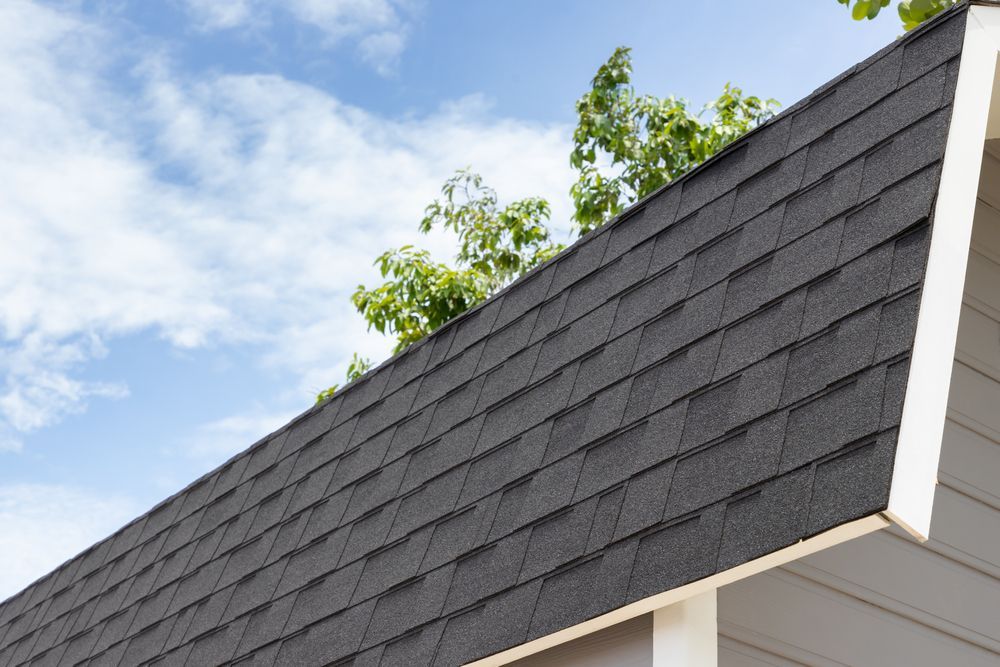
(0, 0, 902, 597)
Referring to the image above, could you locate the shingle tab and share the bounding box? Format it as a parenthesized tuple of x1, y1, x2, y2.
(807, 431, 897, 534)
(284, 560, 364, 635)
(626, 514, 720, 603)
(0, 9, 968, 665)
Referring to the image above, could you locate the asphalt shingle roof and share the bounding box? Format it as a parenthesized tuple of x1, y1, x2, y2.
(0, 5, 970, 665)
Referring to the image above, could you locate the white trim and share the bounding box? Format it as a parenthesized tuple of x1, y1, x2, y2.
(652, 589, 717, 667)
(463, 514, 888, 666)
(887, 5, 1000, 541)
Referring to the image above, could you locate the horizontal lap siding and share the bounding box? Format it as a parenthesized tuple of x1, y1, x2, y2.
(0, 10, 967, 667)
(718, 148, 1000, 667)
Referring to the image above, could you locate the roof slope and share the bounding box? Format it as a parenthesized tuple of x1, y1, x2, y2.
(0, 7, 967, 666)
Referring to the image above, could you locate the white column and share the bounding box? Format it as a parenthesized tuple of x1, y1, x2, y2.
(652, 589, 717, 667)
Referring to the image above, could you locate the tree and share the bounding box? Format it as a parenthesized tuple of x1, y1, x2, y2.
(316, 353, 372, 403)
(317, 49, 777, 402)
(351, 169, 562, 355)
(835, 0, 957, 30)
(571, 48, 777, 234)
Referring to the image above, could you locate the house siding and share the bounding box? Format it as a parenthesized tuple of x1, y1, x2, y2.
(717, 146, 1000, 667)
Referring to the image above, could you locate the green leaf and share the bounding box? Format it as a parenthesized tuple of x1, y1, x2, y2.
(569, 47, 777, 234)
(833, 0, 957, 30)
(320, 45, 778, 404)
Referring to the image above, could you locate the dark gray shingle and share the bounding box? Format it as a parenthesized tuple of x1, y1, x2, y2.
(0, 7, 969, 665)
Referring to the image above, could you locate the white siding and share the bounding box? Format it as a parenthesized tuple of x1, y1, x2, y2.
(718, 148, 1000, 667)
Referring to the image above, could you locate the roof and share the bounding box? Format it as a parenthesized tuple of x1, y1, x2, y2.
(0, 5, 969, 666)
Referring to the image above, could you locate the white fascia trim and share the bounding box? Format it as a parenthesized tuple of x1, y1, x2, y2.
(463, 514, 888, 666)
(887, 5, 1000, 542)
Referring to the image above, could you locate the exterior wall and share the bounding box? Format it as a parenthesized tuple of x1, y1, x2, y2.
(717, 147, 1000, 666)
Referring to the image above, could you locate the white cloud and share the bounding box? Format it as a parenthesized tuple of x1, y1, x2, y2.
(0, 0, 574, 446)
(358, 29, 408, 76)
(181, 410, 297, 466)
(181, 0, 415, 74)
(181, 0, 256, 30)
(0, 333, 128, 437)
(284, 0, 403, 39)
(0, 484, 139, 599)
(0, 435, 23, 455)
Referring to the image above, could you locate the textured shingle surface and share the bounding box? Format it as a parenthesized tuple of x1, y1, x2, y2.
(0, 7, 969, 666)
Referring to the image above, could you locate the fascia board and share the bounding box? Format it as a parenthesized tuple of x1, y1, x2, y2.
(887, 4, 1000, 541)
(463, 515, 887, 666)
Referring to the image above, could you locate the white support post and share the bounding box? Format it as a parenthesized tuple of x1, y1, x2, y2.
(652, 588, 717, 667)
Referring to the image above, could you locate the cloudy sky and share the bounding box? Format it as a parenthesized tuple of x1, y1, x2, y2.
(0, 0, 901, 598)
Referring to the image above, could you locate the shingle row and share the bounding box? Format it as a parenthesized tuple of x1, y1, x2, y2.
(0, 7, 967, 666)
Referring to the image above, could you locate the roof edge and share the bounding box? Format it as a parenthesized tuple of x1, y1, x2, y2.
(465, 515, 889, 666)
(320, 0, 979, 411)
(0, 0, 973, 613)
(888, 1, 994, 541)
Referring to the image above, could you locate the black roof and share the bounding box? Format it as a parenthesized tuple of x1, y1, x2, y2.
(0, 5, 969, 666)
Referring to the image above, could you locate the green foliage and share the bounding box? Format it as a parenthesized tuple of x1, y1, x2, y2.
(570, 47, 778, 235)
(315, 353, 372, 403)
(317, 48, 776, 402)
(837, 0, 891, 21)
(346, 353, 373, 383)
(352, 169, 562, 356)
(419, 169, 562, 290)
(351, 246, 490, 354)
(898, 0, 957, 30)
(319, 169, 562, 402)
(836, 0, 957, 30)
